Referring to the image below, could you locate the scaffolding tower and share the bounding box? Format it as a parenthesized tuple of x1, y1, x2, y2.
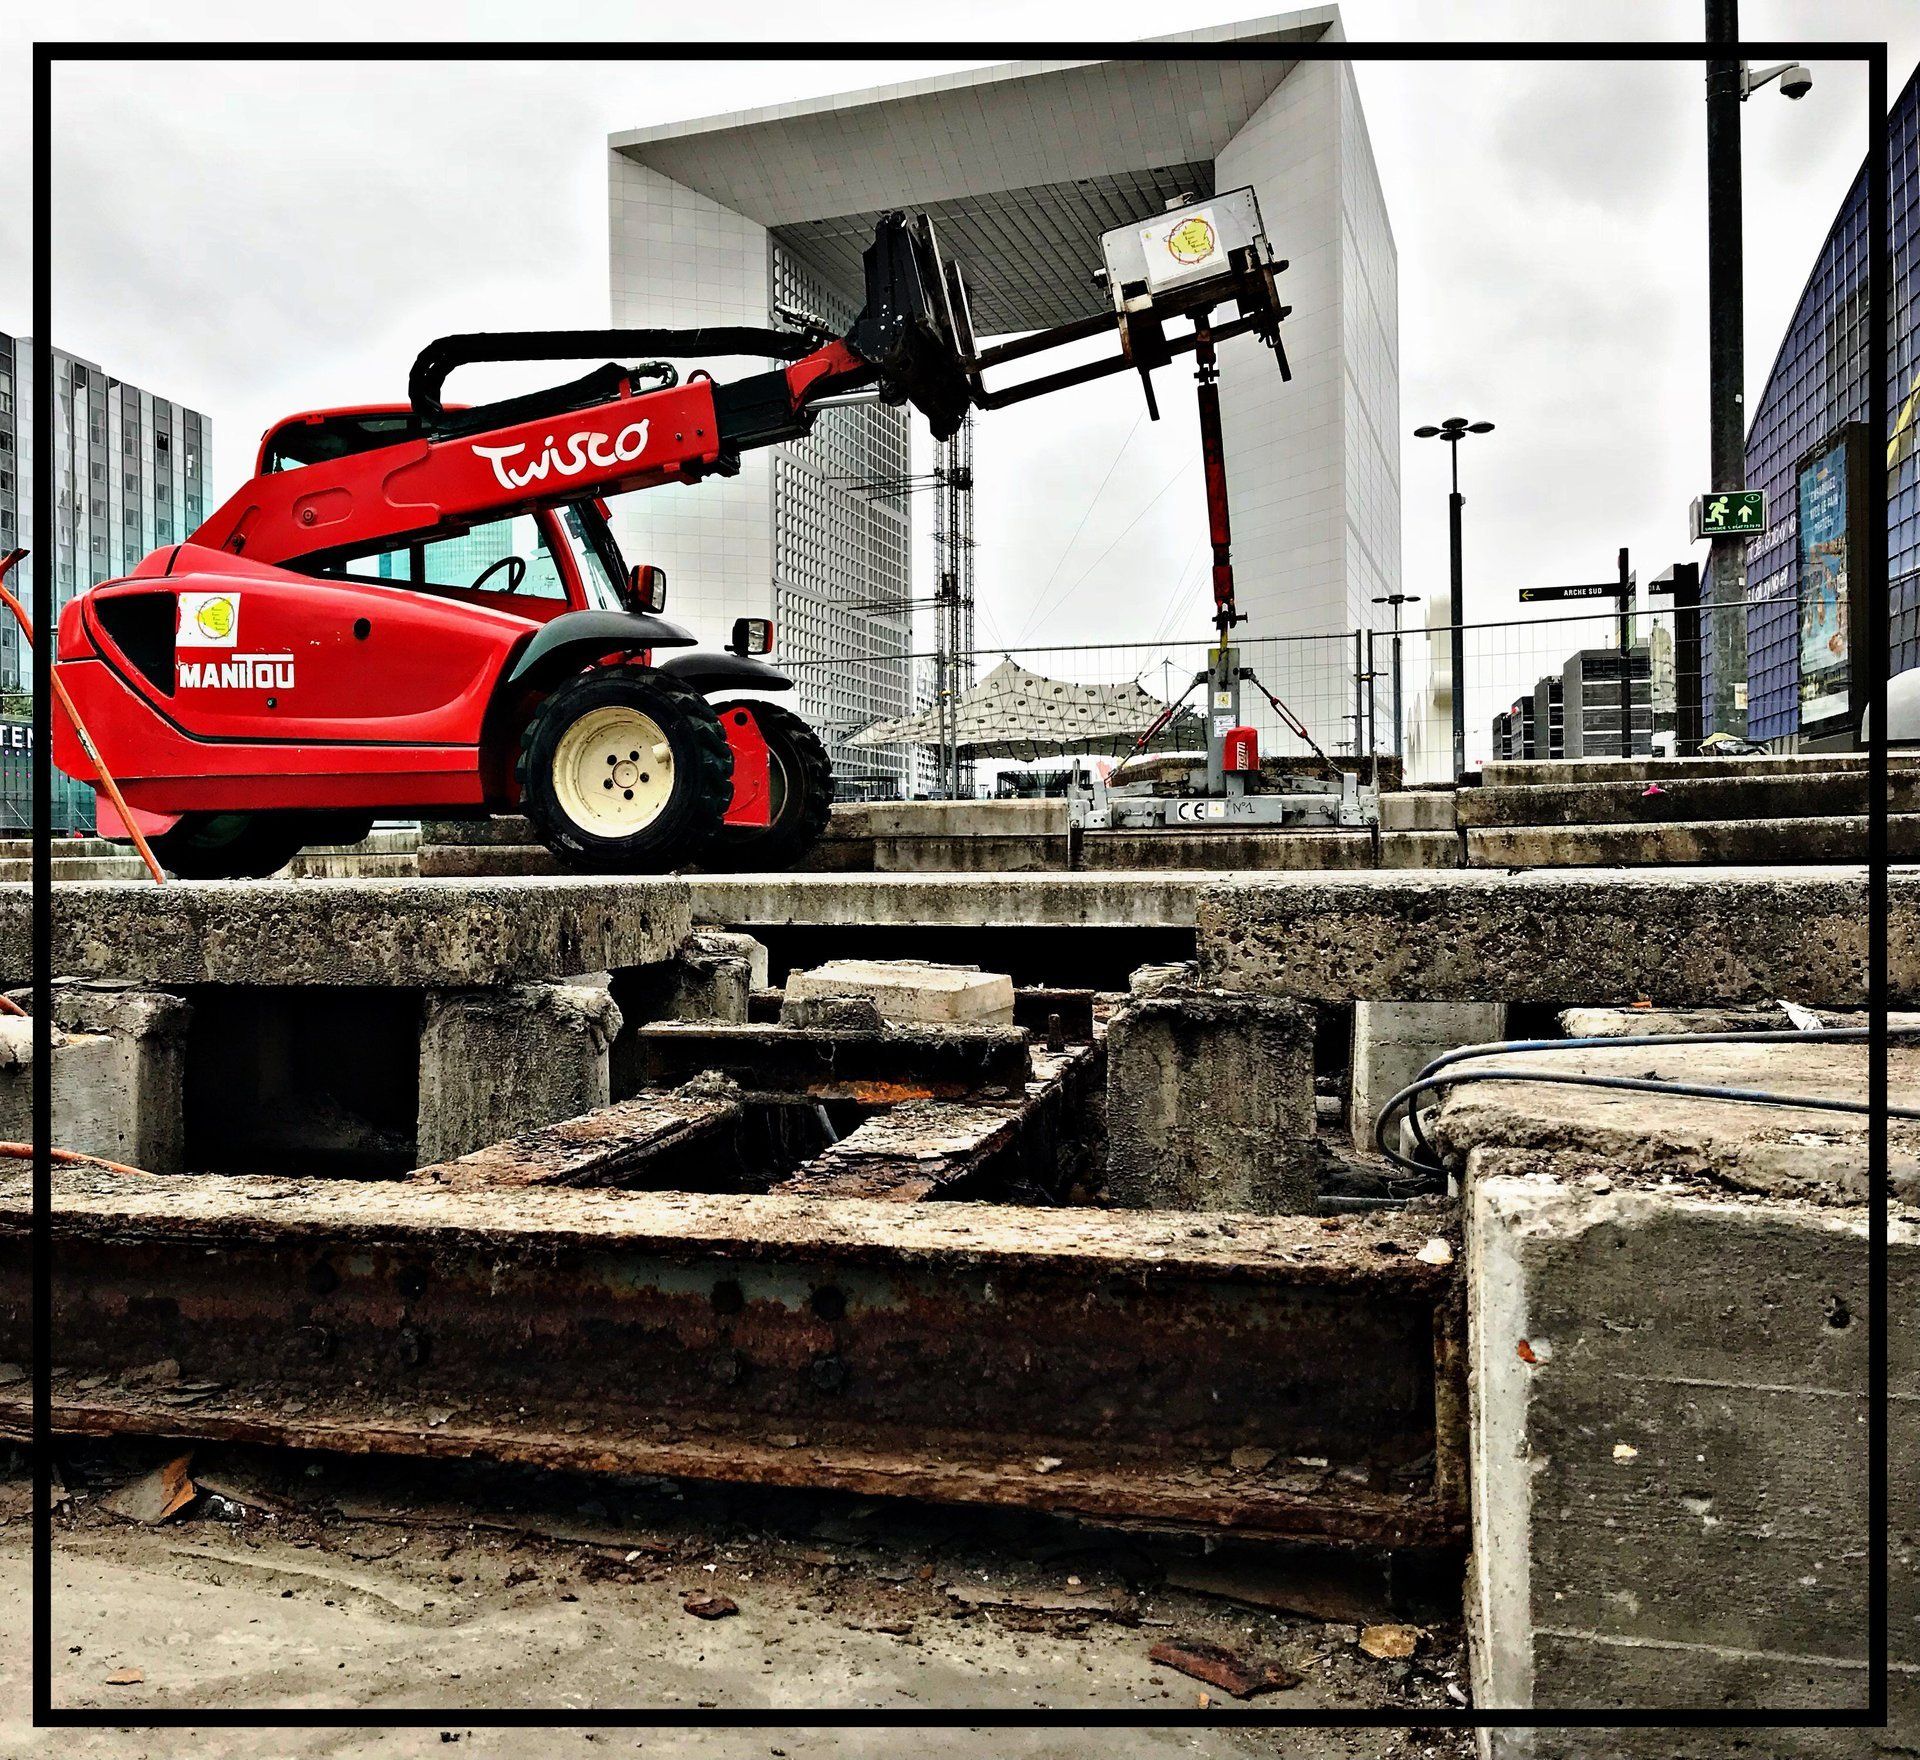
(931, 412, 976, 799)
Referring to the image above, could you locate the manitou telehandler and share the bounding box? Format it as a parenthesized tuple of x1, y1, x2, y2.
(42, 194, 1291, 878)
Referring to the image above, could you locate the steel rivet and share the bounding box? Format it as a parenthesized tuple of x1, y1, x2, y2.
(808, 1354, 848, 1394)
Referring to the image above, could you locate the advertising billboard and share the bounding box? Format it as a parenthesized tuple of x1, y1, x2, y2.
(1795, 431, 1864, 730)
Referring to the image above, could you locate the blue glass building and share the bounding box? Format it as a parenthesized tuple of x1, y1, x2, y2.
(1714, 64, 1919, 743)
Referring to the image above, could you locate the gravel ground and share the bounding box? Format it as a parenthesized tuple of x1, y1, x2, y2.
(0, 1442, 1476, 1759)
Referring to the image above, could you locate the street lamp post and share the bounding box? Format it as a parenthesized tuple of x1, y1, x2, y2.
(1704, 0, 1811, 736)
(1414, 417, 1495, 781)
(1372, 591, 1418, 763)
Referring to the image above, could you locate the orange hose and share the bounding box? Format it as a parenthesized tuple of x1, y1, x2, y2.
(0, 1141, 155, 1177)
(0, 550, 167, 885)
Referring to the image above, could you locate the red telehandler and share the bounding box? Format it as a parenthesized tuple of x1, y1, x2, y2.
(46, 200, 1289, 879)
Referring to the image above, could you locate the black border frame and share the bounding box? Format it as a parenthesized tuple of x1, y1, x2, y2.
(27, 29, 1892, 1738)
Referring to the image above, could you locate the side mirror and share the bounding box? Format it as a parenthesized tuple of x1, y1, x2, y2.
(729, 616, 774, 657)
(630, 564, 667, 613)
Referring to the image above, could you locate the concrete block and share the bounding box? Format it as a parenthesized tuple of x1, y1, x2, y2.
(1127, 960, 1198, 997)
(1378, 791, 1456, 831)
(863, 800, 1071, 874)
(782, 959, 1014, 1028)
(1447, 1038, 1914, 1749)
(875, 836, 1069, 874)
(1105, 990, 1319, 1212)
(1377, 829, 1461, 869)
(0, 984, 190, 1173)
(693, 928, 768, 994)
(416, 978, 623, 1164)
(2, 877, 692, 988)
(1349, 1000, 1506, 1152)
(614, 929, 766, 1031)
(1198, 868, 1894, 1007)
(1468, 1171, 1905, 1743)
(417, 843, 563, 879)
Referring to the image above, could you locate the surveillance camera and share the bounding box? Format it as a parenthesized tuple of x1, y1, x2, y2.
(1780, 63, 1812, 99)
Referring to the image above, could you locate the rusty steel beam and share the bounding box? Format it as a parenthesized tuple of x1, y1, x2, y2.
(1, 1168, 1464, 1548)
(624, 1023, 1033, 1103)
(415, 1088, 747, 1190)
(774, 1042, 1102, 1202)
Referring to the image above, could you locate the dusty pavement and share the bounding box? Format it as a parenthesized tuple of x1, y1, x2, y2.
(0, 1443, 1473, 1759)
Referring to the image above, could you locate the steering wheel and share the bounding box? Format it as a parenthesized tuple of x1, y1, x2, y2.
(471, 555, 528, 594)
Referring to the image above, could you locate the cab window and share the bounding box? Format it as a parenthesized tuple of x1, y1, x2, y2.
(320, 513, 571, 601)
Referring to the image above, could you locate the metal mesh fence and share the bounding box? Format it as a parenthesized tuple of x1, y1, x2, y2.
(1402, 600, 1732, 777)
(789, 598, 1735, 795)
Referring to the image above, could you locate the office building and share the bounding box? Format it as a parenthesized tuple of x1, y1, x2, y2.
(0, 332, 210, 696)
(606, 8, 1398, 794)
(1712, 63, 1918, 746)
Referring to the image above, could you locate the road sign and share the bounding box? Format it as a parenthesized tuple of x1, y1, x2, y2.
(1647, 561, 1700, 597)
(1691, 489, 1765, 540)
(1518, 583, 1624, 602)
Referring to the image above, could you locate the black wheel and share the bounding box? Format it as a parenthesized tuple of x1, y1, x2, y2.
(516, 665, 732, 873)
(700, 698, 833, 872)
(149, 813, 306, 880)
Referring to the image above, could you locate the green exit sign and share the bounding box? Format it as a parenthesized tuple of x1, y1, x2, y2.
(1692, 490, 1766, 539)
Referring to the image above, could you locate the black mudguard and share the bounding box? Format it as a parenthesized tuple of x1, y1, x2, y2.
(656, 650, 793, 694)
(505, 609, 696, 689)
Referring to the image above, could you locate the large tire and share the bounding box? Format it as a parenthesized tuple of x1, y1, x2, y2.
(517, 665, 732, 873)
(148, 813, 307, 881)
(700, 698, 833, 872)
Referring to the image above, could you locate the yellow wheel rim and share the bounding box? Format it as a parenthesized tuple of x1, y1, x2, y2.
(551, 705, 675, 837)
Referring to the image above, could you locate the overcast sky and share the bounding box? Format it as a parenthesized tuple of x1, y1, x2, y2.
(2, 0, 1915, 765)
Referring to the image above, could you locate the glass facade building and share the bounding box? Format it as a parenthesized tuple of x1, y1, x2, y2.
(0, 335, 210, 832)
(0, 333, 211, 697)
(1713, 65, 1918, 743)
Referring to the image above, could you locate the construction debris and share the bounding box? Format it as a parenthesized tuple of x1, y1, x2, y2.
(1148, 1637, 1303, 1699)
(101, 1453, 196, 1525)
(1359, 1622, 1424, 1660)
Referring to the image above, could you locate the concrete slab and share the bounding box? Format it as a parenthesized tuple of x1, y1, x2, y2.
(2, 877, 692, 987)
(1556, 1005, 1904, 1038)
(1078, 830, 1378, 871)
(1479, 752, 1920, 787)
(686, 871, 1217, 930)
(783, 959, 1015, 1027)
(1433, 1038, 1911, 1203)
(1464, 815, 1904, 868)
(1198, 866, 1900, 1007)
(1458, 770, 1917, 828)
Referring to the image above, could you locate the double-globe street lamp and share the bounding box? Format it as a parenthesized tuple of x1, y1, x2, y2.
(1414, 416, 1494, 781)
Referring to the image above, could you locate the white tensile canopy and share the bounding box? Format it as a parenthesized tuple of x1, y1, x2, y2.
(846, 657, 1203, 762)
